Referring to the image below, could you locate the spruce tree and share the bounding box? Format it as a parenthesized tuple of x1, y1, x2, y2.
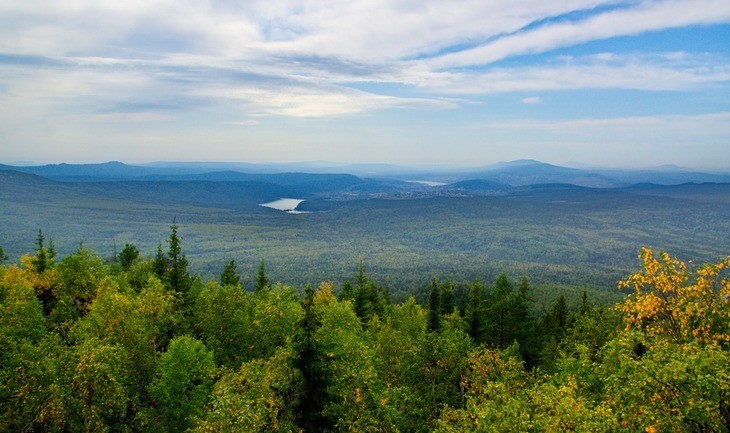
(466, 280, 485, 342)
(353, 281, 373, 324)
(338, 280, 353, 301)
(153, 243, 167, 279)
(440, 279, 455, 315)
(220, 259, 240, 286)
(118, 243, 139, 271)
(296, 285, 330, 432)
(34, 229, 48, 273)
(487, 273, 514, 349)
(0, 245, 8, 264)
(255, 259, 268, 292)
(427, 278, 441, 332)
(47, 239, 56, 262)
(580, 288, 590, 315)
(356, 261, 366, 289)
(167, 219, 189, 295)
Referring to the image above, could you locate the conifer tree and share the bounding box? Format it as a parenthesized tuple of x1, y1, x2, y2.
(353, 281, 373, 324)
(47, 239, 56, 263)
(338, 280, 353, 301)
(580, 288, 590, 315)
(34, 228, 48, 273)
(427, 278, 441, 332)
(255, 259, 268, 292)
(356, 261, 366, 289)
(551, 294, 568, 336)
(466, 280, 485, 342)
(487, 273, 514, 349)
(0, 245, 8, 264)
(440, 279, 455, 315)
(167, 219, 189, 295)
(220, 259, 240, 286)
(296, 285, 329, 432)
(153, 243, 167, 279)
(118, 243, 139, 271)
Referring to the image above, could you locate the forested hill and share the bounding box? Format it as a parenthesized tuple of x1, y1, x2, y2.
(0, 239, 728, 432)
(1, 167, 729, 300)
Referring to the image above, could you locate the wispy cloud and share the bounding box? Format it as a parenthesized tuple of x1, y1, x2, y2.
(426, 0, 730, 69)
(521, 97, 541, 104)
(418, 53, 730, 94)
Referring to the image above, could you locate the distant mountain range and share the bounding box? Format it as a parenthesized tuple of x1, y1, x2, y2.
(1, 160, 729, 193)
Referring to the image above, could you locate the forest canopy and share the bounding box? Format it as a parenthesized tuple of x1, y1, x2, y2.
(0, 227, 728, 432)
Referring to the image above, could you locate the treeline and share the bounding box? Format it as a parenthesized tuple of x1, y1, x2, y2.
(0, 225, 729, 432)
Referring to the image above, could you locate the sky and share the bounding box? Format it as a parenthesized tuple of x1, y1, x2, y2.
(0, 0, 728, 169)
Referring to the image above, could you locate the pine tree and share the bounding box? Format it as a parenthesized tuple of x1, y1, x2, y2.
(34, 228, 48, 273)
(255, 259, 268, 292)
(220, 259, 240, 286)
(427, 278, 441, 332)
(0, 245, 8, 264)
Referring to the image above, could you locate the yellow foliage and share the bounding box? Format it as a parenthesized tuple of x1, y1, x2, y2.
(619, 247, 730, 346)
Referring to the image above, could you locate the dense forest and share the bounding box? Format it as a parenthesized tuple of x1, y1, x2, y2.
(1, 225, 729, 432)
(3, 168, 729, 301)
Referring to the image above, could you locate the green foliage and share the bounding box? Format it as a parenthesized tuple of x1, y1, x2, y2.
(351, 264, 389, 325)
(34, 228, 50, 273)
(52, 246, 105, 329)
(167, 220, 190, 295)
(427, 278, 441, 332)
(2, 234, 729, 433)
(0, 334, 68, 432)
(219, 259, 240, 286)
(73, 276, 178, 396)
(66, 339, 132, 432)
(255, 259, 268, 292)
(118, 243, 139, 271)
(194, 346, 302, 433)
(0, 245, 7, 264)
(148, 335, 216, 432)
(194, 281, 303, 368)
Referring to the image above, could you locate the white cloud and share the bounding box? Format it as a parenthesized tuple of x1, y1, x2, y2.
(191, 83, 455, 117)
(522, 97, 541, 104)
(427, 0, 730, 69)
(419, 53, 730, 94)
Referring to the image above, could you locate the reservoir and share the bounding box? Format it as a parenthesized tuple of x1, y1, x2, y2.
(259, 198, 308, 214)
(406, 180, 447, 187)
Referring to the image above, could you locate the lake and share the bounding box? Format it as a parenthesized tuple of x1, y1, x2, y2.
(406, 180, 448, 187)
(259, 198, 308, 213)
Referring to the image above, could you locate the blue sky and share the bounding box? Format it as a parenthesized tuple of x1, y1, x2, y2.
(0, 0, 728, 169)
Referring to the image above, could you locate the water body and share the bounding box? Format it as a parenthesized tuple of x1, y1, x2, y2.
(259, 198, 309, 214)
(406, 180, 448, 187)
